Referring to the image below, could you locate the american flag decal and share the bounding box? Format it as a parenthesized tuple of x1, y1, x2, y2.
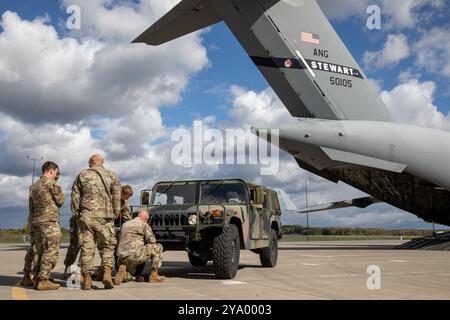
(301, 32, 320, 45)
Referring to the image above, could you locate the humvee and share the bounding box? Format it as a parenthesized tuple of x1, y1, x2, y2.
(136, 179, 282, 279)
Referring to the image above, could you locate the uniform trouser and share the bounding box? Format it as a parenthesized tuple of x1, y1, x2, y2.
(64, 216, 80, 267)
(118, 243, 163, 275)
(30, 222, 61, 280)
(79, 216, 117, 275)
(23, 233, 37, 273)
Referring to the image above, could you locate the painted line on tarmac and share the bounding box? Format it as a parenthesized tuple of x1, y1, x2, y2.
(171, 286, 209, 298)
(11, 281, 29, 300)
(300, 254, 334, 258)
(301, 263, 320, 266)
(388, 260, 408, 263)
(221, 280, 247, 285)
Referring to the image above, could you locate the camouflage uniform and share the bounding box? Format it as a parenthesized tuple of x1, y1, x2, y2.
(117, 217, 163, 275)
(28, 176, 64, 280)
(72, 164, 121, 275)
(120, 199, 133, 225)
(63, 215, 80, 267)
(23, 243, 37, 274)
(22, 221, 37, 274)
(114, 198, 132, 264)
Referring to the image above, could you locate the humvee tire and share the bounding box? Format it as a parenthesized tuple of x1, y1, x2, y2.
(212, 224, 240, 279)
(188, 253, 208, 267)
(259, 229, 278, 267)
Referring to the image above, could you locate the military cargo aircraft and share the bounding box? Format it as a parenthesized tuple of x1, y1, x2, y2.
(133, 0, 450, 227)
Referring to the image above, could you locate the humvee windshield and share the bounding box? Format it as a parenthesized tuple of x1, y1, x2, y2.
(200, 182, 246, 204)
(151, 182, 247, 205)
(152, 183, 197, 205)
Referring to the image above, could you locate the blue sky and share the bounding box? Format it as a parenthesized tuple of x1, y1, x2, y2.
(0, 1, 450, 230)
(0, 0, 448, 123)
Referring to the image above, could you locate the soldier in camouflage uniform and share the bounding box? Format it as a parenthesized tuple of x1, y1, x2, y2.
(62, 215, 80, 278)
(116, 185, 134, 226)
(26, 162, 64, 290)
(91, 189, 134, 282)
(72, 154, 121, 290)
(114, 210, 165, 285)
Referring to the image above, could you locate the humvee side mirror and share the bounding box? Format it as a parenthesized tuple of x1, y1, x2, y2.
(141, 191, 150, 205)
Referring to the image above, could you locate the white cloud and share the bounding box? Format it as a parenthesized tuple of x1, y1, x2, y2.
(0, 5, 208, 124)
(381, 0, 444, 29)
(227, 85, 296, 128)
(0, 1, 210, 227)
(61, 0, 177, 42)
(381, 78, 450, 130)
(363, 34, 410, 69)
(413, 27, 450, 78)
(317, 0, 370, 21)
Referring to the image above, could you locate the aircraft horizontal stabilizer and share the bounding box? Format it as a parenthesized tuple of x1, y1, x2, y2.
(132, 0, 222, 45)
(287, 196, 382, 214)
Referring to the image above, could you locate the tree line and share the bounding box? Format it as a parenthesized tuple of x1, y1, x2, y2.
(281, 225, 445, 236)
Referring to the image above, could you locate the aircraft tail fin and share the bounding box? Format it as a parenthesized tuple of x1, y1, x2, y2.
(132, 0, 222, 45)
(207, 0, 392, 121)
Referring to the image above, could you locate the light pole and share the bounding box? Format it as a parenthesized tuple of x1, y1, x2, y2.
(27, 156, 43, 185)
(304, 177, 311, 241)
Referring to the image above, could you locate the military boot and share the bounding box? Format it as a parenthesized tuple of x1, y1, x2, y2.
(20, 272, 34, 287)
(102, 266, 114, 289)
(32, 272, 39, 290)
(113, 265, 126, 286)
(82, 273, 92, 290)
(148, 270, 165, 283)
(93, 266, 103, 281)
(36, 279, 60, 290)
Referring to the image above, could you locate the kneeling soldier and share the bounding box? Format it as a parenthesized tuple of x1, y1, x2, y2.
(114, 210, 165, 284)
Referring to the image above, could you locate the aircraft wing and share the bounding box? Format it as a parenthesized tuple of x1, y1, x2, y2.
(286, 196, 382, 214)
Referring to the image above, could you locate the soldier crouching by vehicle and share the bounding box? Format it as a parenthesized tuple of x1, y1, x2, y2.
(114, 210, 165, 285)
(23, 161, 64, 290)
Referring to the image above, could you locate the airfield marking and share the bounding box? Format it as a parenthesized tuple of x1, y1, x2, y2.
(388, 260, 408, 263)
(11, 281, 29, 300)
(301, 263, 320, 266)
(221, 280, 247, 285)
(114, 287, 143, 300)
(251, 281, 332, 300)
(170, 286, 209, 298)
(300, 254, 334, 258)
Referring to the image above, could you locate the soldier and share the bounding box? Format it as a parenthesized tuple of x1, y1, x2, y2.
(62, 215, 80, 278)
(117, 185, 134, 226)
(114, 210, 165, 285)
(72, 154, 121, 290)
(94, 185, 134, 282)
(27, 162, 64, 290)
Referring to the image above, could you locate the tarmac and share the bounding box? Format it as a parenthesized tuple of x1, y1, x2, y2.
(1, 240, 449, 300)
